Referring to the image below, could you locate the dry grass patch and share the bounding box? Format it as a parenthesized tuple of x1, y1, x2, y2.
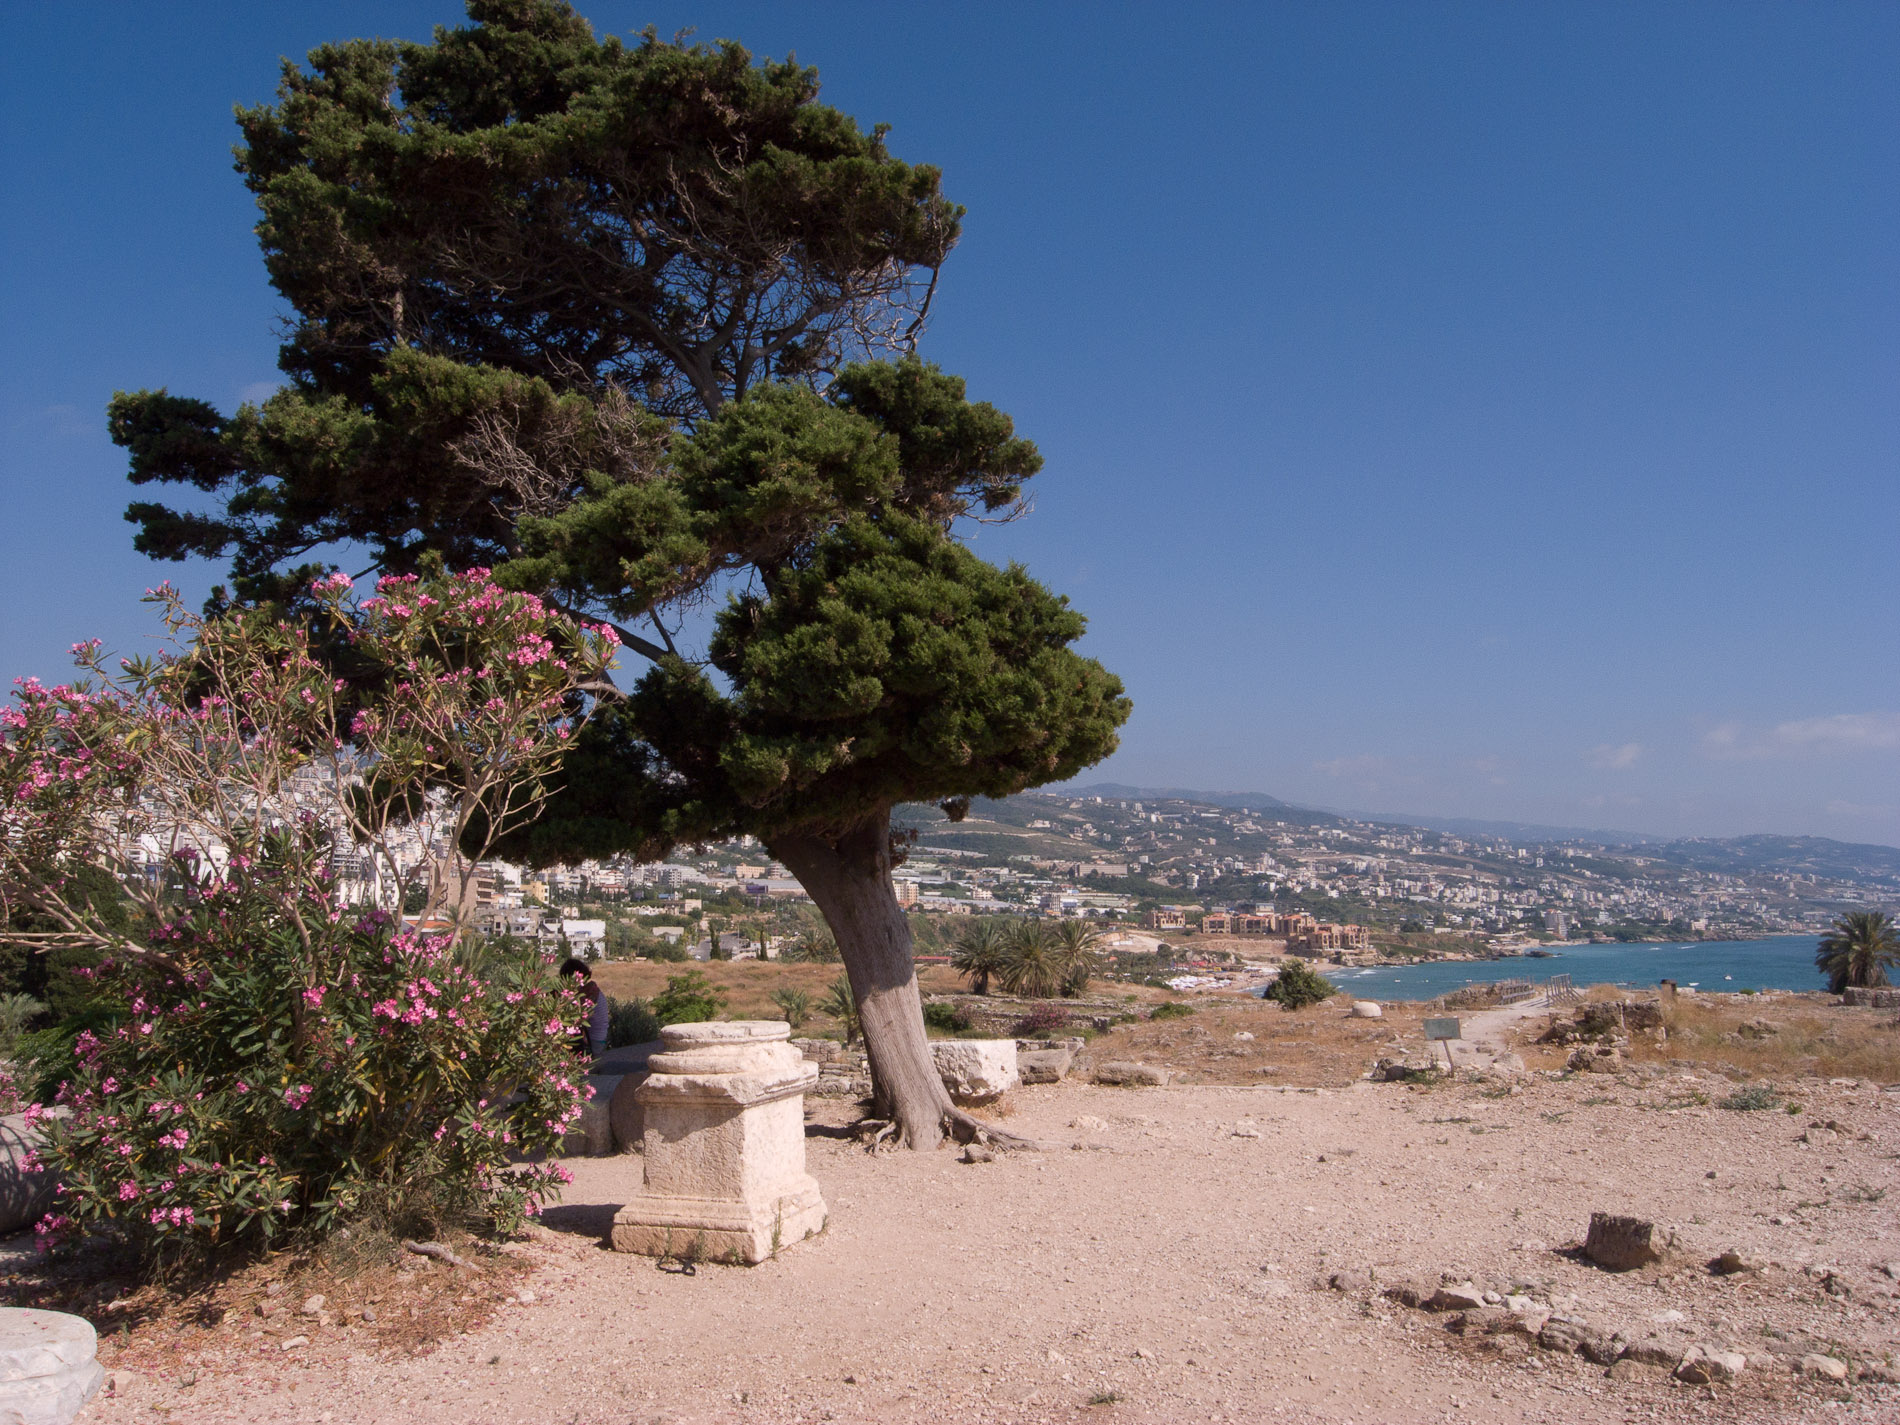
(1080, 993, 1437, 1086)
(1635, 993, 1900, 1082)
(1508, 988, 1900, 1082)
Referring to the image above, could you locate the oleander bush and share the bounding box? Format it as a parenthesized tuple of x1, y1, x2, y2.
(1, 568, 616, 1259)
(29, 880, 586, 1254)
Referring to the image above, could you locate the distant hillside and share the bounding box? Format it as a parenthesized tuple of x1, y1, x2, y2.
(1063, 783, 1341, 827)
(1649, 835, 1900, 885)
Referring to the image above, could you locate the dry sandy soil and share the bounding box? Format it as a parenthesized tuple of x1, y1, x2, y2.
(36, 992, 1900, 1425)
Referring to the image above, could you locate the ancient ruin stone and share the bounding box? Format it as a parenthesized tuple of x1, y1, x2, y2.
(931, 1040, 1020, 1104)
(1093, 1061, 1169, 1087)
(1584, 1213, 1667, 1270)
(1018, 1047, 1073, 1084)
(0, 1308, 104, 1425)
(610, 1021, 826, 1265)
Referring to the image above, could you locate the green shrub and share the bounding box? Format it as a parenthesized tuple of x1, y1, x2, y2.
(820, 976, 860, 1045)
(770, 987, 813, 1029)
(649, 969, 727, 1025)
(1719, 1084, 1780, 1112)
(1149, 1001, 1196, 1021)
(607, 997, 662, 1047)
(1263, 959, 1336, 1011)
(922, 1002, 972, 1034)
(31, 890, 585, 1258)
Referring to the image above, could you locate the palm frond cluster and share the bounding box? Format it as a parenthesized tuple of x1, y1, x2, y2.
(1816, 911, 1899, 993)
(950, 918, 1102, 999)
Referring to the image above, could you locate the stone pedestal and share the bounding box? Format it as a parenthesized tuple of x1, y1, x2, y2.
(0, 1309, 103, 1425)
(610, 1021, 826, 1264)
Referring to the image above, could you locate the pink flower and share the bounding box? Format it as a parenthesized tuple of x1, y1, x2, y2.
(302, 986, 327, 1009)
(283, 1084, 314, 1110)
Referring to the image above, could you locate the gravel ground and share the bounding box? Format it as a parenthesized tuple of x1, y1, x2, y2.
(77, 1065, 1899, 1425)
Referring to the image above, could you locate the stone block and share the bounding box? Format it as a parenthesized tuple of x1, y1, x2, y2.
(560, 1075, 621, 1157)
(611, 1022, 826, 1265)
(931, 1040, 1020, 1104)
(603, 1041, 666, 1152)
(1675, 1346, 1745, 1384)
(1093, 1061, 1168, 1087)
(0, 1308, 104, 1425)
(1584, 1213, 1668, 1270)
(1018, 1048, 1073, 1084)
(0, 1116, 59, 1238)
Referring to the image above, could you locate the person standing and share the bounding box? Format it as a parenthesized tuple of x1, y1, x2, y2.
(559, 957, 609, 1060)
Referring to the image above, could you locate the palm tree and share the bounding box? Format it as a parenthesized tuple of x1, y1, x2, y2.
(1053, 919, 1103, 998)
(950, 920, 1008, 995)
(820, 975, 861, 1045)
(1816, 910, 1900, 993)
(999, 919, 1063, 999)
(770, 986, 813, 1029)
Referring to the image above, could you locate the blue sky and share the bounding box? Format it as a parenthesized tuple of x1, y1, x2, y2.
(3, 3, 1896, 845)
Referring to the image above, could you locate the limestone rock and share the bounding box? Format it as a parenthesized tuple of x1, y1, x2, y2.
(931, 1040, 1020, 1104)
(1584, 1212, 1668, 1271)
(0, 1308, 104, 1425)
(0, 1115, 59, 1238)
(1350, 1001, 1383, 1019)
(1017, 1047, 1073, 1085)
(1797, 1354, 1848, 1381)
(1675, 1346, 1745, 1384)
(1093, 1061, 1169, 1087)
(1425, 1283, 1487, 1312)
(1620, 1337, 1681, 1367)
(1069, 1114, 1108, 1132)
(611, 1021, 826, 1265)
(1539, 1317, 1615, 1363)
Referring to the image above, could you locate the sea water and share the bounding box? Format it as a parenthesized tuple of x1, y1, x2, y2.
(1293, 934, 1824, 1003)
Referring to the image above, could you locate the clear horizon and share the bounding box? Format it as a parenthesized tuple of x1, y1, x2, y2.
(3, 3, 1895, 848)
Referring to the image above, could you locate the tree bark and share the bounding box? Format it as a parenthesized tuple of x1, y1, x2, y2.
(769, 807, 957, 1148)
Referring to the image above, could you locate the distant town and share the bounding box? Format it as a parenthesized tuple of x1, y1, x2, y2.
(324, 784, 1897, 968)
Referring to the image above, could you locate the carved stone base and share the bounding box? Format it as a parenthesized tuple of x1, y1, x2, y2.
(610, 1180, 827, 1264)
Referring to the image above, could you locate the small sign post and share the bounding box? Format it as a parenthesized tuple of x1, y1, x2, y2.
(1423, 1016, 1462, 1076)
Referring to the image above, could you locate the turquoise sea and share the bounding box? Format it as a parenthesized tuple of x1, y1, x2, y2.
(1311, 935, 1824, 1003)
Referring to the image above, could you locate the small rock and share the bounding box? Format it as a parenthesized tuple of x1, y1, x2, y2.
(1675, 1347, 1745, 1384)
(1327, 1269, 1372, 1295)
(301, 1294, 325, 1316)
(1093, 1061, 1169, 1087)
(1709, 1250, 1762, 1275)
(264, 1282, 284, 1298)
(1426, 1284, 1487, 1312)
(1621, 1338, 1680, 1367)
(360, 1306, 377, 1324)
(1540, 1317, 1615, 1364)
(1230, 1122, 1261, 1139)
(1584, 1212, 1668, 1271)
(515, 1289, 536, 1305)
(1797, 1354, 1848, 1382)
(1350, 1001, 1383, 1019)
(280, 1336, 309, 1352)
(961, 1143, 994, 1164)
(1069, 1115, 1107, 1131)
(1233, 1031, 1255, 1041)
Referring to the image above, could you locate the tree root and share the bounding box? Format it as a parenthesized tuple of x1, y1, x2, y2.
(942, 1105, 1053, 1152)
(402, 1239, 477, 1269)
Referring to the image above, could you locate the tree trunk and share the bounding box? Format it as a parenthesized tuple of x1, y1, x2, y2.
(770, 808, 957, 1148)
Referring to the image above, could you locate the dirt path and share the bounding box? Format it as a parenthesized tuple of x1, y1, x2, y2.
(79, 1071, 1900, 1425)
